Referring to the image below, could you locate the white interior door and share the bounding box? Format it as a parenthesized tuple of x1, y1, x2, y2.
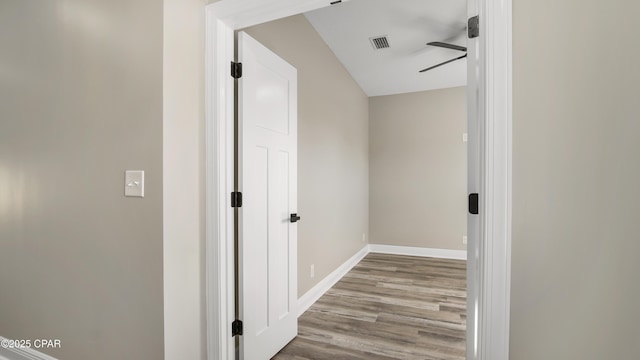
(237, 31, 298, 360)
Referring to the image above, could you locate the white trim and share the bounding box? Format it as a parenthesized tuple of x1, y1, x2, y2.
(205, 7, 236, 360)
(297, 245, 369, 317)
(369, 244, 467, 260)
(0, 338, 59, 360)
(477, 0, 512, 357)
(204, 1, 512, 360)
(210, 0, 333, 30)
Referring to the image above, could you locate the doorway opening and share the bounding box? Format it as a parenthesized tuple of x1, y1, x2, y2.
(205, 0, 512, 359)
(238, 5, 470, 356)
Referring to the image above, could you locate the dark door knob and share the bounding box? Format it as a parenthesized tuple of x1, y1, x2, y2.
(290, 213, 301, 223)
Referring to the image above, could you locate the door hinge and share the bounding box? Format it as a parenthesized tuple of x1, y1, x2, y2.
(231, 61, 242, 79)
(231, 320, 243, 336)
(468, 16, 479, 38)
(231, 191, 243, 208)
(469, 193, 479, 215)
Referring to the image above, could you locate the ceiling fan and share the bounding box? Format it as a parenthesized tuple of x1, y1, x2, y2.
(418, 41, 467, 73)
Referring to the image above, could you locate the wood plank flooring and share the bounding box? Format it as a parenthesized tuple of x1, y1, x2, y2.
(272, 253, 467, 360)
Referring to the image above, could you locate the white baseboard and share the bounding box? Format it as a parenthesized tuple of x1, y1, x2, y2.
(296, 245, 369, 317)
(0, 337, 59, 360)
(368, 244, 467, 260)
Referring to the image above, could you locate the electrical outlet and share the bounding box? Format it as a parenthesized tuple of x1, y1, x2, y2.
(463, 235, 468, 245)
(362, 233, 366, 243)
(310, 264, 315, 278)
(462, 133, 468, 143)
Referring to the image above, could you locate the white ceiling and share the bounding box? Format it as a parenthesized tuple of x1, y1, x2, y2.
(304, 0, 467, 97)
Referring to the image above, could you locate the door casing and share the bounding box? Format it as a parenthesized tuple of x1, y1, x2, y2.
(204, 0, 513, 359)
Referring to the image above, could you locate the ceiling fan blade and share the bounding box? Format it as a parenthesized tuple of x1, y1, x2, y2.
(419, 54, 467, 73)
(427, 41, 467, 52)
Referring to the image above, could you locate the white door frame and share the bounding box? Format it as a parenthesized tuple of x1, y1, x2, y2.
(204, 0, 512, 359)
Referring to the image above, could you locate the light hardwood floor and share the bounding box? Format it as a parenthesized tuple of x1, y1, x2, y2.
(273, 253, 467, 360)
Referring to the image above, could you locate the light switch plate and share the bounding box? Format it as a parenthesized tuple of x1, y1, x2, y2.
(462, 133, 468, 143)
(125, 170, 144, 197)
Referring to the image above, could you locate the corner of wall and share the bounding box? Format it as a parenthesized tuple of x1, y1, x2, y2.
(163, 0, 207, 359)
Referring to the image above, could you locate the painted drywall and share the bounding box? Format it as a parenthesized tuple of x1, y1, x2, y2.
(244, 14, 369, 297)
(0, 1, 164, 359)
(369, 87, 467, 250)
(163, 0, 207, 360)
(511, 0, 640, 358)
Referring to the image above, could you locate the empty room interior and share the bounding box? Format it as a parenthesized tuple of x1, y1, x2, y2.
(240, 0, 469, 358)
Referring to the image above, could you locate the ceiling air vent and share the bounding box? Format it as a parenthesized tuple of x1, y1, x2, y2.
(370, 35, 390, 50)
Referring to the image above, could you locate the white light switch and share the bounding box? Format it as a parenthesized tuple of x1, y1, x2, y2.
(125, 170, 144, 197)
(462, 133, 468, 143)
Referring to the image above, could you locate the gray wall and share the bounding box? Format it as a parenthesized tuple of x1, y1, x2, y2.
(245, 14, 369, 297)
(0, 1, 164, 359)
(511, 0, 640, 358)
(369, 87, 467, 250)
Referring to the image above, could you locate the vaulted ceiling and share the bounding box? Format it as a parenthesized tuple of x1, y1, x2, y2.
(304, 0, 467, 96)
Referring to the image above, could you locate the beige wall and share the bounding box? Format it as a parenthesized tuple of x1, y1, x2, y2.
(245, 15, 369, 296)
(163, 0, 207, 360)
(369, 88, 466, 250)
(511, 0, 640, 358)
(0, 1, 164, 359)
(10, 1, 639, 359)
